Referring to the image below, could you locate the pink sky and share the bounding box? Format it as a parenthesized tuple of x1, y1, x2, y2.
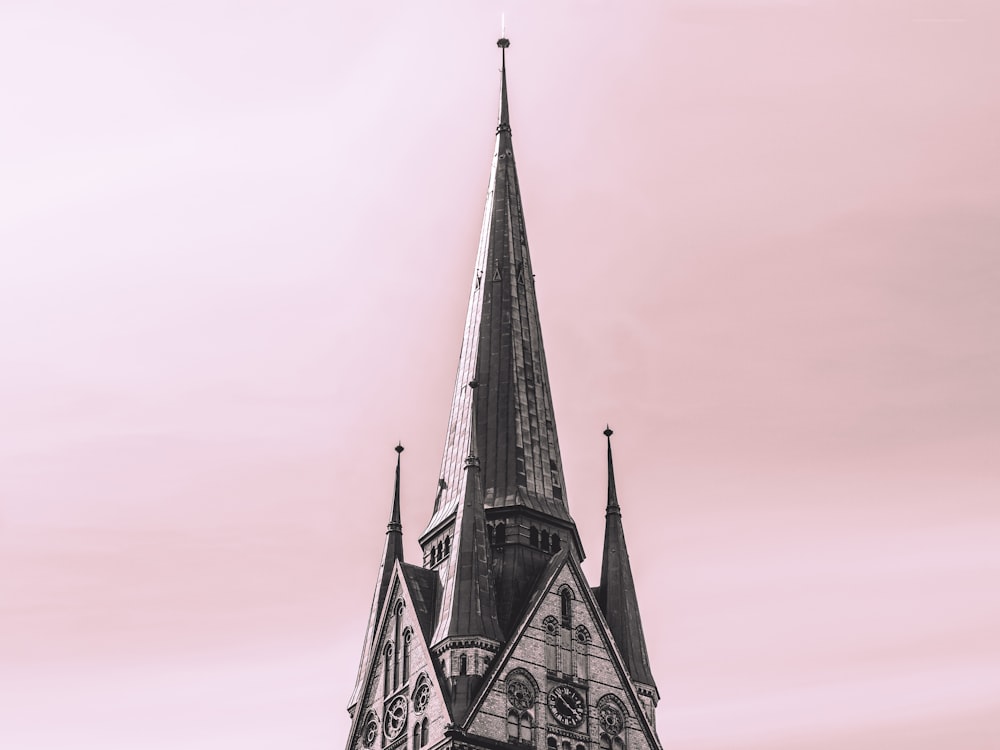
(2, 1, 999, 748)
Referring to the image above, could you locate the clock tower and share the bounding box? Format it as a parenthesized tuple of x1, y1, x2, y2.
(346, 37, 661, 750)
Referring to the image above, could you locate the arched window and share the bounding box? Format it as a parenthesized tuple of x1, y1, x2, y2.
(459, 654, 468, 675)
(413, 723, 422, 750)
(562, 741, 571, 750)
(444, 536, 451, 556)
(494, 523, 506, 546)
(560, 588, 573, 628)
(519, 713, 532, 742)
(507, 711, 519, 740)
(530, 527, 539, 547)
(420, 719, 428, 746)
(576, 744, 586, 750)
(543, 617, 559, 671)
(599, 734, 612, 750)
(437, 541, 443, 560)
(547, 737, 558, 750)
(402, 631, 411, 683)
(612, 739, 625, 750)
(383, 643, 393, 696)
(541, 530, 550, 552)
(574, 638, 588, 679)
(393, 603, 403, 689)
(430, 546, 437, 564)
(552, 534, 561, 552)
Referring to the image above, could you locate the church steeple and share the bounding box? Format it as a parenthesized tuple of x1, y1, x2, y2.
(347, 445, 405, 713)
(597, 428, 658, 695)
(421, 35, 583, 631)
(346, 40, 662, 750)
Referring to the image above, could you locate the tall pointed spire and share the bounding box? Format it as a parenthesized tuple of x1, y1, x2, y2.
(597, 428, 657, 691)
(347, 445, 406, 713)
(423, 35, 579, 554)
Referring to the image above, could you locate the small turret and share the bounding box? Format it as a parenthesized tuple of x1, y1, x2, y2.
(347, 445, 406, 715)
(596, 428, 659, 710)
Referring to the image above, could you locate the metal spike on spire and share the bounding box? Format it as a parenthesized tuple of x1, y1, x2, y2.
(496, 35, 510, 133)
(604, 426, 620, 514)
(389, 443, 404, 532)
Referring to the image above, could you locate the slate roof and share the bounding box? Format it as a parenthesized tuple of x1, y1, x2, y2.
(422, 43, 573, 540)
(399, 562, 440, 643)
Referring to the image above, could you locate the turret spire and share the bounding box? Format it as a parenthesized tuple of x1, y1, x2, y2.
(347, 445, 406, 712)
(433, 381, 502, 719)
(597, 428, 657, 692)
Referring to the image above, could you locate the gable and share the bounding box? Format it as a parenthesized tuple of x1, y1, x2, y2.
(465, 557, 661, 750)
(345, 562, 451, 750)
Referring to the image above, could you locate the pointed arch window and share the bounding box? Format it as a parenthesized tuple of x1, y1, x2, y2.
(420, 719, 428, 746)
(383, 643, 393, 696)
(519, 714, 532, 743)
(507, 711, 519, 740)
(543, 616, 559, 671)
(530, 527, 539, 548)
(402, 630, 412, 683)
(413, 723, 421, 750)
(393, 602, 403, 690)
(551, 533, 561, 552)
(599, 735, 612, 750)
(494, 523, 506, 546)
(459, 654, 468, 675)
(541, 530, 550, 552)
(560, 587, 573, 628)
(574, 625, 591, 680)
(444, 536, 451, 556)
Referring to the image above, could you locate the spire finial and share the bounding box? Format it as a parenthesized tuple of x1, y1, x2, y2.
(605, 425, 620, 514)
(496, 34, 510, 133)
(388, 443, 404, 531)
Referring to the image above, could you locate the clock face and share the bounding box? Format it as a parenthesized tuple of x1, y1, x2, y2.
(506, 677, 535, 710)
(412, 682, 430, 713)
(383, 696, 408, 739)
(547, 685, 586, 728)
(599, 704, 624, 736)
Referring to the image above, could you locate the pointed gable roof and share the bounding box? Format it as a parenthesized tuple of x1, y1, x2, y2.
(422, 39, 574, 541)
(597, 429, 657, 690)
(344, 560, 455, 750)
(347, 446, 406, 712)
(432, 383, 503, 647)
(459, 550, 663, 750)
